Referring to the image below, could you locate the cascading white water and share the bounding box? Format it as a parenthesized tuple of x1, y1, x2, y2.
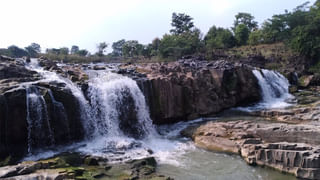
(78, 70, 195, 164)
(23, 59, 198, 166)
(252, 69, 294, 109)
(86, 71, 156, 138)
(25, 59, 92, 135)
(26, 86, 54, 153)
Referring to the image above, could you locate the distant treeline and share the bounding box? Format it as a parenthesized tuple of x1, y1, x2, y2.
(0, 1, 319, 64)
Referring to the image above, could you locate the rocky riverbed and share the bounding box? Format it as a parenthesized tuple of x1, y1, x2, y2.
(182, 89, 320, 179)
(1, 55, 320, 179)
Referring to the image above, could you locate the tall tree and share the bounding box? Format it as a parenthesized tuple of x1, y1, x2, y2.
(71, 45, 79, 55)
(151, 38, 161, 56)
(234, 24, 250, 46)
(289, 1, 320, 60)
(112, 39, 126, 56)
(7, 45, 29, 58)
(59, 47, 69, 55)
(248, 30, 264, 45)
(170, 13, 194, 34)
(204, 26, 236, 49)
(122, 40, 144, 57)
(25, 43, 41, 57)
(77, 49, 89, 56)
(96, 42, 108, 57)
(233, 12, 258, 32)
(159, 28, 202, 58)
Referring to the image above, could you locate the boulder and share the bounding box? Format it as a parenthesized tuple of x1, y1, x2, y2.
(299, 75, 314, 88)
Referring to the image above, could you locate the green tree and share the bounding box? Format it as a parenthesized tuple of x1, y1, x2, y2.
(150, 38, 161, 56)
(248, 30, 264, 45)
(204, 26, 236, 49)
(289, 1, 320, 59)
(233, 12, 258, 32)
(77, 49, 89, 56)
(141, 44, 152, 58)
(112, 39, 126, 56)
(59, 47, 69, 55)
(25, 43, 41, 57)
(71, 45, 79, 55)
(7, 45, 29, 58)
(159, 29, 201, 58)
(261, 14, 288, 43)
(170, 13, 194, 34)
(260, 2, 310, 44)
(234, 24, 250, 46)
(96, 42, 108, 57)
(122, 40, 144, 57)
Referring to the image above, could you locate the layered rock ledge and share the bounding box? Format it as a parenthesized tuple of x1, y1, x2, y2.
(185, 120, 320, 179)
(119, 59, 261, 124)
(0, 56, 87, 160)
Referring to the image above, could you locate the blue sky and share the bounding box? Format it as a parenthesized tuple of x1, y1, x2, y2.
(0, 0, 314, 53)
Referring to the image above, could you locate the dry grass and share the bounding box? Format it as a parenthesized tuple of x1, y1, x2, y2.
(225, 43, 298, 62)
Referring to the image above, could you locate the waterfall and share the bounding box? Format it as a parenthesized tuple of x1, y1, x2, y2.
(47, 89, 71, 141)
(26, 86, 54, 153)
(24, 59, 156, 158)
(86, 71, 156, 139)
(26, 58, 93, 137)
(252, 69, 293, 109)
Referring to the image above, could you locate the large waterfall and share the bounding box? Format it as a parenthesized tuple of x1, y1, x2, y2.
(24, 59, 160, 161)
(85, 70, 156, 138)
(252, 69, 294, 109)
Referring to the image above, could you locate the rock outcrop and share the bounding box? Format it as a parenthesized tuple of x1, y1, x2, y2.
(0, 56, 85, 161)
(250, 88, 320, 123)
(0, 152, 171, 180)
(119, 59, 261, 124)
(186, 120, 320, 179)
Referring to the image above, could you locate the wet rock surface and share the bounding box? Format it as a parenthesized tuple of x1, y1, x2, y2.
(0, 57, 86, 160)
(186, 120, 320, 179)
(250, 88, 320, 123)
(119, 59, 261, 124)
(0, 152, 171, 180)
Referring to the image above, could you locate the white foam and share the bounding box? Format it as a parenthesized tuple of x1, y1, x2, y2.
(238, 69, 294, 111)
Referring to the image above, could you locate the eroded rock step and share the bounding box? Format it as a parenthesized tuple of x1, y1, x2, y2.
(185, 120, 320, 179)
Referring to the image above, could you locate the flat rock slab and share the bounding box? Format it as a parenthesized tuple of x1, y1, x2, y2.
(190, 120, 320, 180)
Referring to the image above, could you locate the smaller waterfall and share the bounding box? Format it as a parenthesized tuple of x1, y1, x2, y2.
(252, 69, 294, 109)
(26, 58, 93, 138)
(26, 86, 54, 153)
(47, 90, 70, 141)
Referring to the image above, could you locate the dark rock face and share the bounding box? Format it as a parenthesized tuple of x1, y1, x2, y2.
(0, 57, 84, 160)
(118, 89, 145, 139)
(120, 59, 261, 124)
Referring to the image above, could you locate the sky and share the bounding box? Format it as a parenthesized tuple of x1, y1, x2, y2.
(0, 0, 315, 53)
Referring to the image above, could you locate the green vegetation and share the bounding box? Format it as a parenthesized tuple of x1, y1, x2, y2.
(204, 26, 235, 49)
(0, 1, 319, 66)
